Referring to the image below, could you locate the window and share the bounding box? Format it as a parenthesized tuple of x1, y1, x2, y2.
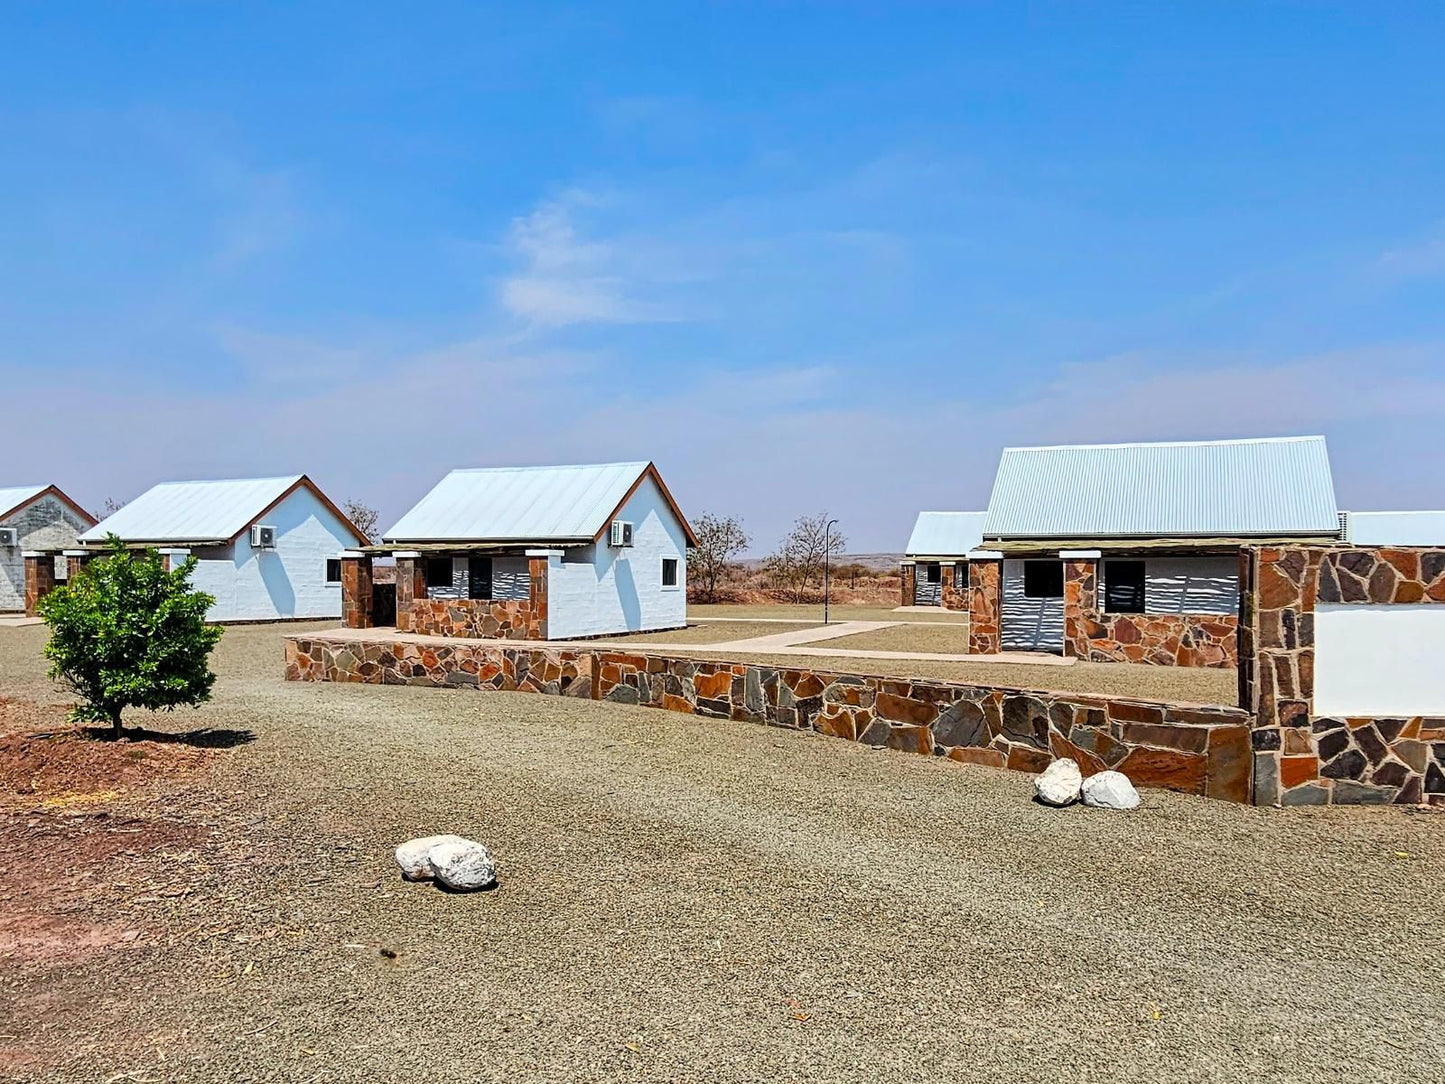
(955, 562, 967, 585)
(1104, 560, 1146, 614)
(661, 557, 679, 588)
(425, 557, 453, 589)
(1023, 561, 1064, 599)
(925, 562, 941, 584)
(326, 558, 342, 584)
(468, 556, 493, 600)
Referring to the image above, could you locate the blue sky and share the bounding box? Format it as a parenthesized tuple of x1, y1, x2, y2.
(4, 3, 1444, 553)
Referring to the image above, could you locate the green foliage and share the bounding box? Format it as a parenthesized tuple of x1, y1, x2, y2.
(39, 535, 224, 737)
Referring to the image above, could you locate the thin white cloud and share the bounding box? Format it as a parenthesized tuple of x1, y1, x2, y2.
(498, 192, 687, 327)
(1377, 222, 1445, 278)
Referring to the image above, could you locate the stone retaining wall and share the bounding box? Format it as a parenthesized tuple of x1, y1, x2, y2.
(285, 634, 1254, 803)
(1242, 545, 1445, 806)
(406, 598, 546, 640)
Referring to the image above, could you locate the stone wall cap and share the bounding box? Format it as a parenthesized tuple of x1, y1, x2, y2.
(20, 550, 50, 558)
(61, 549, 88, 557)
(525, 548, 565, 557)
(391, 550, 422, 558)
(968, 549, 1004, 560)
(338, 550, 368, 559)
(1060, 549, 1102, 559)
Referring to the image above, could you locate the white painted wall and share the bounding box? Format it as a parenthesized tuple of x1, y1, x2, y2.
(1102, 556, 1238, 615)
(0, 494, 90, 611)
(184, 486, 355, 622)
(1001, 559, 1065, 652)
(1315, 603, 1445, 716)
(545, 474, 688, 638)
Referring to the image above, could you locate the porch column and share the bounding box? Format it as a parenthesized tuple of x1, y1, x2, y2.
(900, 561, 916, 607)
(393, 552, 426, 632)
(526, 550, 558, 640)
(63, 550, 92, 581)
(340, 551, 374, 629)
(23, 552, 56, 617)
(966, 552, 1003, 654)
(1061, 550, 1101, 659)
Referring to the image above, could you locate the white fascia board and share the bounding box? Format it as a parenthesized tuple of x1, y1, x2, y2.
(1059, 549, 1102, 559)
(968, 549, 1004, 560)
(525, 548, 565, 557)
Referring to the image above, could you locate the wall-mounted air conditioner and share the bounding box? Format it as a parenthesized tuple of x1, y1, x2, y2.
(0, 527, 17, 547)
(609, 520, 634, 548)
(251, 524, 277, 550)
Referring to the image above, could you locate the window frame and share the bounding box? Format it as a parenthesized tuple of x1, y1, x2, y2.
(1103, 559, 1147, 615)
(325, 558, 342, 585)
(661, 555, 680, 589)
(1022, 560, 1064, 599)
(424, 556, 454, 590)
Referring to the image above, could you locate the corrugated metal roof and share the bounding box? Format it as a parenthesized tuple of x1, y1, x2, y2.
(984, 436, 1339, 539)
(0, 485, 48, 519)
(79, 476, 303, 543)
(1345, 510, 1445, 546)
(905, 511, 988, 556)
(383, 462, 651, 543)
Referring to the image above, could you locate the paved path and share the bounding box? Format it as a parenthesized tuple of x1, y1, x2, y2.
(0, 616, 42, 628)
(718, 619, 901, 650)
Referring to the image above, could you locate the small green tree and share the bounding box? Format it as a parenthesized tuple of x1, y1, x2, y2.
(39, 535, 224, 739)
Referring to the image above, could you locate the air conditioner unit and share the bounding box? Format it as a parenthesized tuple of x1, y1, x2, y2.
(0, 527, 17, 547)
(250, 524, 277, 550)
(609, 520, 634, 548)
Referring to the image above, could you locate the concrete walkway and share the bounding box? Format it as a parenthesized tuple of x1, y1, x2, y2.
(719, 619, 902, 650)
(0, 615, 42, 628)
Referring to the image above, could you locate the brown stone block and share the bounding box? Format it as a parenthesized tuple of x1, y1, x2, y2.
(1120, 721, 1209, 754)
(1005, 746, 1053, 774)
(1205, 726, 1252, 803)
(1258, 563, 1302, 609)
(948, 747, 1007, 768)
(1279, 755, 1320, 789)
(693, 670, 733, 700)
(815, 710, 856, 741)
(660, 694, 694, 714)
(1048, 731, 1107, 775)
(1116, 746, 1208, 796)
(885, 725, 933, 755)
(875, 692, 941, 726)
(1107, 701, 1166, 726)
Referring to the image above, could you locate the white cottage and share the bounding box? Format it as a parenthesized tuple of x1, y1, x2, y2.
(901, 511, 987, 610)
(1, 484, 97, 614)
(366, 461, 696, 640)
(78, 475, 367, 623)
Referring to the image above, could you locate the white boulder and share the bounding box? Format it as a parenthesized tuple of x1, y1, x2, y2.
(1081, 770, 1141, 811)
(395, 834, 468, 881)
(1034, 758, 1082, 806)
(428, 839, 497, 892)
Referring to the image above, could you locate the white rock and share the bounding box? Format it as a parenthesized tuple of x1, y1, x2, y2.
(1034, 758, 1082, 806)
(1081, 770, 1141, 811)
(428, 840, 497, 892)
(395, 834, 468, 881)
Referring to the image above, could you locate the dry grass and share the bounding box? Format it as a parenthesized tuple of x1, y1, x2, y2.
(593, 621, 820, 645)
(815, 622, 975, 655)
(689, 603, 966, 624)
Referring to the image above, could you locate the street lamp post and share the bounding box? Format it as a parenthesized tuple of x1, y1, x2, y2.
(823, 517, 839, 625)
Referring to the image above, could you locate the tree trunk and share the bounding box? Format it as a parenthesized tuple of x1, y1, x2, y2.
(110, 710, 124, 740)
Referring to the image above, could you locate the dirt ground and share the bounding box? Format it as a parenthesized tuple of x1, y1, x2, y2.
(1, 621, 1441, 1083)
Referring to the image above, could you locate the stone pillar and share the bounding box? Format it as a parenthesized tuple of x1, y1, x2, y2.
(967, 555, 1002, 654)
(63, 550, 92, 581)
(23, 553, 56, 617)
(394, 553, 427, 632)
(900, 562, 916, 606)
(1061, 551, 1101, 659)
(1241, 545, 1322, 807)
(528, 554, 550, 639)
(341, 553, 374, 629)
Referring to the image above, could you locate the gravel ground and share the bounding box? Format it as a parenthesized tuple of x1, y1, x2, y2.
(819, 622, 975, 654)
(591, 620, 820, 645)
(2, 622, 1442, 1082)
(690, 603, 967, 623)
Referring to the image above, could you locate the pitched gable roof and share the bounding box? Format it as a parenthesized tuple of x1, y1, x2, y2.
(983, 435, 1339, 539)
(905, 511, 987, 557)
(80, 475, 365, 546)
(0, 484, 97, 526)
(384, 461, 697, 546)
